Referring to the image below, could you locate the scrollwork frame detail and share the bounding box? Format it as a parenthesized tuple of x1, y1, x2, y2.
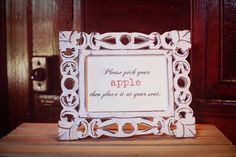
(58, 31, 195, 140)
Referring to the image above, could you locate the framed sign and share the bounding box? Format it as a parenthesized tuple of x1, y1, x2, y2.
(58, 31, 195, 140)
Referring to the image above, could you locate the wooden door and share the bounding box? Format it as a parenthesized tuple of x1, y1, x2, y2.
(3, 0, 79, 131)
(192, 0, 236, 144)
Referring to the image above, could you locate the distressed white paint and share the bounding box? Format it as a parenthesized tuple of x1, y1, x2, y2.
(58, 31, 195, 140)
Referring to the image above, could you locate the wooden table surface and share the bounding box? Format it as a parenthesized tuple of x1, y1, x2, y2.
(0, 123, 236, 157)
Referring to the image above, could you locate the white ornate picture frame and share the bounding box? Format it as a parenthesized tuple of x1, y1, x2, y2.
(58, 30, 195, 140)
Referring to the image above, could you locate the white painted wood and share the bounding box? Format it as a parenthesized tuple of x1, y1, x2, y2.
(58, 31, 195, 140)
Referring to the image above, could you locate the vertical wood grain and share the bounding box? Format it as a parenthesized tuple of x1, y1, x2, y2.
(32, 0, 76, 56)
(53, 0, 74, 56)
(191, 0, 207, 98)
(32, 0, 55, 56)
(73, 0, 83, 31)
(54, 0, 73, 31)
(6, 0, 31, 129)
(0, 0, 10, 137)
(31, 0, 77, 122)
(206, 0, 221, 98)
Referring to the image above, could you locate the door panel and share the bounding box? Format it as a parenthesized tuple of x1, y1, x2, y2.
(192, 0, 236, 144)
(82, 0, 190, 33)
(206, 0, 236, 98)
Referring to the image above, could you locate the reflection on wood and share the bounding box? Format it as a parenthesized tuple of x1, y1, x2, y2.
(32, 0, 54, 56)
(6, 0, 30, 129)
